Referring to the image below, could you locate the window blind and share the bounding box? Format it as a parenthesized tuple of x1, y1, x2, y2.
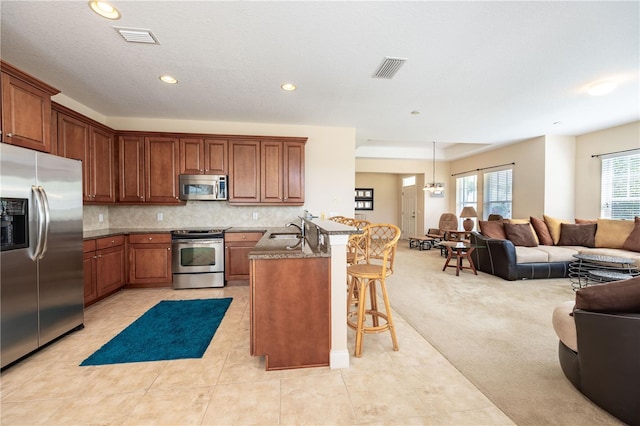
(600, 152, 640, 219)
(483, 168, 512, 219)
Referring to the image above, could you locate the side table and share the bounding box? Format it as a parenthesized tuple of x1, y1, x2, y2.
(440, 241, 477, 276)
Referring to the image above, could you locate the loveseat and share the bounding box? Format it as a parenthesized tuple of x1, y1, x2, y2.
(552, 277, 640, 426)
(470, 216, 640, 281)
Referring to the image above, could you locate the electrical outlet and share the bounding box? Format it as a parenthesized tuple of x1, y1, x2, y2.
(98, 213, 104, 223)
(252, 212, 258, 220)
(157, 212, 163, 221)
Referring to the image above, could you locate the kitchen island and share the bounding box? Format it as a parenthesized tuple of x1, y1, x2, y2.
(249, 220, 357, 370)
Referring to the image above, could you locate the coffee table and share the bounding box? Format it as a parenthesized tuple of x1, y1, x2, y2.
(569, 253, 639, 291)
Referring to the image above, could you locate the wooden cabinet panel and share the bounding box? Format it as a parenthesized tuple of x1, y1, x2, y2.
(127, 233, 172, 286)
(179, 137, 204, 174)
(250, 257, 330, 370)
(204, 138, 227, 175)
(57, 113, 90, 200)
(261, 141, 283, 203)
(283, 141, 305, 204)
(1, 62, 59, 153)
(228, 140, 261, 203)
(96, 245, 126, 296)
(118, 135, 145, 202)
(83, 251, 97, 306)
(145, 136, 180, 203)
(225, 232, 263, 282)
(89, 126, 115, 203)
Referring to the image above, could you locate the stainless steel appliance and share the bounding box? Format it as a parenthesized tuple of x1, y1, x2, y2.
(1, 144, 84, 369)
(178, 175, 227, 201)
(171, 229, 227, 288)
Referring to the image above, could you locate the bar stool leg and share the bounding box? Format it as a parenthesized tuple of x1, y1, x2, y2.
(379, 279, 399, 351)
(354, 278, 369, 357)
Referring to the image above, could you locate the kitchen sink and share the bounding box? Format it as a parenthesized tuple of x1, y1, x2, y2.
(269, 232, 303, 239)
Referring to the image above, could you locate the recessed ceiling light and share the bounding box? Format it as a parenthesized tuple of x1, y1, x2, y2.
(159, 75, 178, 84)
(411, 110, 420, 115)
(89, 1, 121, 20)
(281, 83, 296, 91)
(587, 80, 617, 96)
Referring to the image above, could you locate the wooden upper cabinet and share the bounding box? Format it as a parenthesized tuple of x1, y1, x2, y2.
(179, 137, 227, 175)
(228, 140, 261, 204)
(261, 141, 284, 203)
(1, 61, 59, 153)
(283, 141, 305, 204)
(261, 140, 305, 205)
(89, 126, 115, 203)
(55, 107, 115, 204)
(118, 135, 145, 202)
(179, 138, 204, 174)
(145, 136, 180, 203)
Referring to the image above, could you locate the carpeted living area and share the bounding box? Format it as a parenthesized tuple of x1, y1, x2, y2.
(387, 243, 624, 425)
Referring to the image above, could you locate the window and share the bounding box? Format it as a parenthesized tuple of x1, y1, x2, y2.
(456, 175, 477, 226)
(600, 152, 640, 219)
(483, 168, 512, 219)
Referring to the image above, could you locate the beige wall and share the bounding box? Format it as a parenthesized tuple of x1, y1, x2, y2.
(450, 137, 548, 219)
(544, 135, 576, 219)
(575, 121, 640, 219)
(354, 173, 400, 225)
(355, 157, 449, 234)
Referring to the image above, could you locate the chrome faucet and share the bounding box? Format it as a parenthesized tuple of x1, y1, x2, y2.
(286, 221, 305, 238)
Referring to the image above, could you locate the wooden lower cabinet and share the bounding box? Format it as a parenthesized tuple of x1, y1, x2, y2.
(83, 236, 125, 306)
(250, 256, 330, 370)
(127, 233, 172, 287)
(225, 232, 263, 282)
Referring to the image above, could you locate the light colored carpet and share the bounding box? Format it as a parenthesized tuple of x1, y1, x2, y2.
(385, 243, 624, 426)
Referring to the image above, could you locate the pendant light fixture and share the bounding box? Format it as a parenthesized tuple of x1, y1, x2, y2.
(424, 141, 444, 194)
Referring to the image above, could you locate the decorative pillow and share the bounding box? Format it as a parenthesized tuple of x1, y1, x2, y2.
(543, 215, 569, 245)
(479, 220, 506, 239)
(594, 218, 635, 248)
(503, 223, 538, 247)
(507, 218, 539, 244)
(557, 223, 597, 247)
(575, 218, 597, 224)
(622, 216, 640, 252)
(530, 216, 554, 246)
(575, 275, 640, 312)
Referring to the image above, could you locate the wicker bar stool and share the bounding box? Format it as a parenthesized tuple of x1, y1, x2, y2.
(346, 223, 401, 357)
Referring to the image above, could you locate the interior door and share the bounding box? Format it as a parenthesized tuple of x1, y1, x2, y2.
(401, 185, 417, 239)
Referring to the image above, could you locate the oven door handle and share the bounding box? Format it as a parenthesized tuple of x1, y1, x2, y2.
(172, 239, 223, 245)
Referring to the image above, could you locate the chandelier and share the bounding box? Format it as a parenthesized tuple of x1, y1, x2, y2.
(424, 141, 444, 193)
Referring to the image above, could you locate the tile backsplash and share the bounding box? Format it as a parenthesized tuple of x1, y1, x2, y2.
(83, 203, 306, 231)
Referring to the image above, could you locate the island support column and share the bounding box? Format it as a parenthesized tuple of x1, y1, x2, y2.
(328, 233, 350, 369)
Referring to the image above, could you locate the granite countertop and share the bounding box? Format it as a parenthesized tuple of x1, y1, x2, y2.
(248, 227, 330, 260)
(83, 228, 176, 240)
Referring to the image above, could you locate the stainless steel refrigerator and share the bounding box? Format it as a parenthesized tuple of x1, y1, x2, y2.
(1, 143, 84, 369)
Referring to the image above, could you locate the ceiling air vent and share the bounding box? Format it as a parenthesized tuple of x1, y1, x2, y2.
(372, 57, 407, 79)
(113, 27, 159, 44)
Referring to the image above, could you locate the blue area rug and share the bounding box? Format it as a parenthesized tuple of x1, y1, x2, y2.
(80, 298, 232, 366)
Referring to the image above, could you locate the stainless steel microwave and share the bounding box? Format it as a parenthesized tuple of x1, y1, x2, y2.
(178, 175, 227, 201)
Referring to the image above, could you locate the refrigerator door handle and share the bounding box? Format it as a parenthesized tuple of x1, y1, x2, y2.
(32, 186, 51, 259)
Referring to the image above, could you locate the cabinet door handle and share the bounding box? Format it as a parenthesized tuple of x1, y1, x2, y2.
(6, 133, 13, 138)
(148, 237, 153, 241)
(167, 247, 171, 251)
(93, 255, 98, 259)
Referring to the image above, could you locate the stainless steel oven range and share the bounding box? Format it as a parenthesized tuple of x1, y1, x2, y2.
(171, 229, 228, 289)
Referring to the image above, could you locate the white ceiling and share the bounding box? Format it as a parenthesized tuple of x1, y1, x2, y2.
(1, 1, 638, 160)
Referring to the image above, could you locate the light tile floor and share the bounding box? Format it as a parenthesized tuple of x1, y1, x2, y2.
(1, 285, 515, 425)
